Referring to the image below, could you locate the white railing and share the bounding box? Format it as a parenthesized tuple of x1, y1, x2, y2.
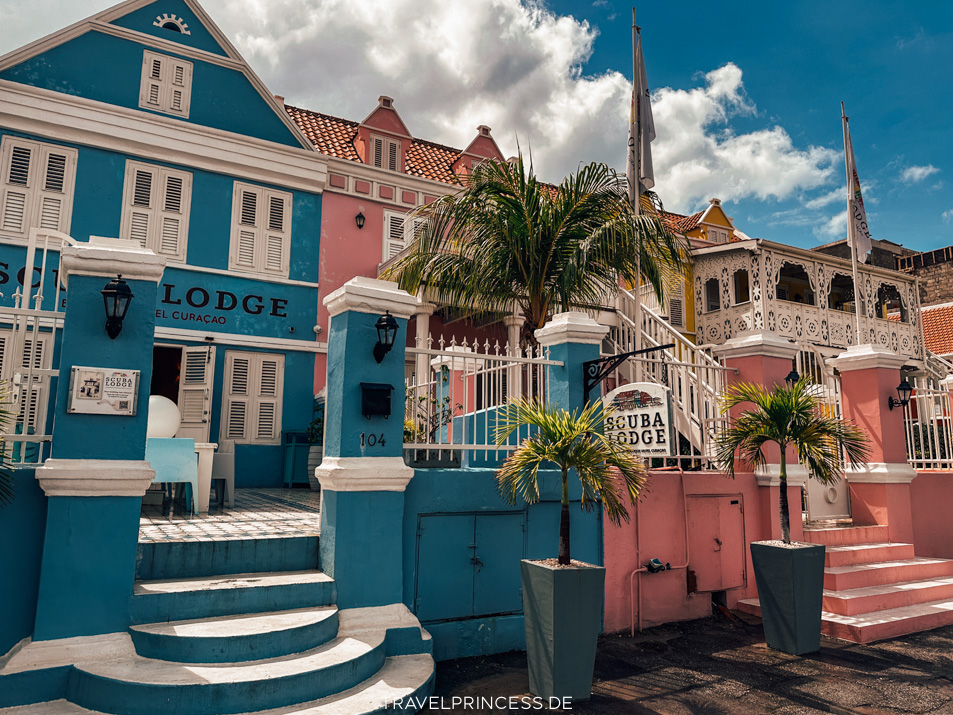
(608, 289, 733, 466)
(404, 336, 562, 466)
(904, 379, 953, 470)
(0, 229, 74, 466)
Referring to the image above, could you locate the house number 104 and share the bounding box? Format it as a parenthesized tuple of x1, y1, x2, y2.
(360, 432, 386, 447)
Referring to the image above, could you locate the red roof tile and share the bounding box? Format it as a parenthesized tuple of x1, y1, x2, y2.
(660, 210, 704, 234)
(921, 304, 953, 356)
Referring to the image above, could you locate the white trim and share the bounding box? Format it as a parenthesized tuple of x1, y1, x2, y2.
(844, 462, 918, 484)
(0, 82, 326, 194)
(91, 20, 243, 70)
(316, 456, 415, 492)
(323, 277, 417, 320)
(827, 343, 909, 372)
(534, 311, 609, 347)
(35, 459, 156, 497)
(59, 237, 166, 286)
(754, 464, 809, 488)
(153, 326, 326, 353)
(713, 330, 799, 360)
(167, 261, 319, 288)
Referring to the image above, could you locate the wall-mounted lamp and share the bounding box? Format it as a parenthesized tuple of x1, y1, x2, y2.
(887, 378, 913, 411)
(355, 211, 366, 230)
(101, 275, 133, 339)
(784, 368, 800, 387)
(373, 311, 398, 363)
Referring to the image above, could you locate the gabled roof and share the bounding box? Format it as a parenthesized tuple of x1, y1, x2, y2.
(660, 210, 704, 234)
(921, 302, 953, 356)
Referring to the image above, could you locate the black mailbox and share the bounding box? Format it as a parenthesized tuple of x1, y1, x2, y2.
(360, 382, 394, 419)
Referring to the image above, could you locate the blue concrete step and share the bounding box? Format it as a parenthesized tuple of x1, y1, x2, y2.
(70, 632, 388, 715)
(129, 571, 335, 625)
(136, 537, 319, 580)
(129, 606, 339, 663)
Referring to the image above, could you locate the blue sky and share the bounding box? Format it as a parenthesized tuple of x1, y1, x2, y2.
(1, 0, 950, 253)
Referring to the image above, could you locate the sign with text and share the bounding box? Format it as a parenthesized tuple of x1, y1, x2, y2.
(67, 367, 140, 416)
(603, 382, 674, 457)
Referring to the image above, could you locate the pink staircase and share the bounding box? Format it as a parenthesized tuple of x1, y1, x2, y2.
(739, 525, 953, 644)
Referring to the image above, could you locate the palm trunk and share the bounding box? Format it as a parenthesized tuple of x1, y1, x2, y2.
(558, 467, 571, 565)
(779, 449, 791, 544)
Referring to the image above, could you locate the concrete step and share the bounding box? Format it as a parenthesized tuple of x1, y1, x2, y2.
(136, 536, 319, 580)
(803, 525, 888, 547)
(129, 606, 339, 663)
(823, 576, 953, 616)
(824, 558, 953, 591)
(0, 701, 105, 714)
(129, 571, 335, 625)
(236, 654, 436, 714)
(824, 542, 916, 568)
(70, 632, 387, 715)
(738, 597, 953, 644)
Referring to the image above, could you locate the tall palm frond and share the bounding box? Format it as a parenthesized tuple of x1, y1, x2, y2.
(382, 153, 687, 343)
(495, 398, 647, 564)
(714, 379, 870, 543)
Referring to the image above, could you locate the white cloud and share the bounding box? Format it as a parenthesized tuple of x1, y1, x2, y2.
(814, 210, 848, 240)
(942, 209, 953, 224)
(804, 188, 843, 210)
(902, 164, 940, 182)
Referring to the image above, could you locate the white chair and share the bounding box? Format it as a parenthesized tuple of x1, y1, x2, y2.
(211, 452, 235, 509)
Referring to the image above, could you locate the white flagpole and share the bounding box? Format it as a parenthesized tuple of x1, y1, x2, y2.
(632, 7, 642, 359)
(841, 101, 863, 346)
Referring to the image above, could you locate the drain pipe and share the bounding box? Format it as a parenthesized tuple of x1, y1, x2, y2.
(628, 466, 692, 636)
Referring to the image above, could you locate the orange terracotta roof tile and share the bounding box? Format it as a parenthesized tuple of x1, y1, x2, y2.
(285, 106, 360, 162)
(404, 139, 461, 185)
(921, 304, 953, 355)
(660, 210, 704, 234)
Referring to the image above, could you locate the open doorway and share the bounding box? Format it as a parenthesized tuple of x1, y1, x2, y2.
(150, 344, 215, 442)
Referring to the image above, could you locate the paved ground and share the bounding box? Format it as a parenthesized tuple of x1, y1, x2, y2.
(425, 611, 953, 714)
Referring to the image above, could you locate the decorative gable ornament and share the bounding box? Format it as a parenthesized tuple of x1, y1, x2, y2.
(154, 14, 191, 35)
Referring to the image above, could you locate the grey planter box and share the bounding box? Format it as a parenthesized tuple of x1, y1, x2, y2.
(520, 559, 605, 702)
(750, 541, 826, 655)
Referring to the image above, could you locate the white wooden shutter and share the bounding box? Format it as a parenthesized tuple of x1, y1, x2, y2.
(121, 162, 190, 260)
(230, 183, 291, 275)
(140, 51, 192, 117)
(255, 356, 281, 441)
(1, 142, 33, 234)
(221, 351, 284, 445)
(176, 345, 214, 442)
(235, 186, 259, 268)
(387, 139, 398, 171)
(1, 138, 75, 236)
(263, 193, 289, 274)
(668, 281, 685, 329)
(371, 136, 399, 171)
(224, 354, 250, 441)
(125, 165, 157, 248)
(372, 137, 384, 168)
(383, 212, 405, 260)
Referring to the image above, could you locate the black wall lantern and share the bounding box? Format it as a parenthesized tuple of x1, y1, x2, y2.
(101, 275, 134, 339)
(887, 378, 913, 411)
(784, 367, 800, 387)
(355, 211, 366, 230)
(373, 311, 398, 363)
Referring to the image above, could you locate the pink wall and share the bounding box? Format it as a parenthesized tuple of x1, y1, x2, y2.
(603, 469, 768, 634)
(909, 472, 953, 558)
(839, 367, 907, 463)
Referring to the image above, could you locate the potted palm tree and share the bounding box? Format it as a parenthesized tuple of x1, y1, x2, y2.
(714, 379, 869, 655)
(495, 398, 647, 701)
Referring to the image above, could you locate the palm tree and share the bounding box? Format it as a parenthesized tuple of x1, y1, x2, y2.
(495, 398, 647, 564)
(382, 153, 686, 345)
(714, 380, 870, 543)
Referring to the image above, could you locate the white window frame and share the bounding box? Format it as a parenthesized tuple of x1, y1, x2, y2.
(382, 210, 426, 261)
(139, 50, 193, 118)
(0, 136, 77, 238)
(228, 182, 292, 277)
(370, 134, 400, 172)
(220, 351, 284, 446)
(120, 160, 191, 262)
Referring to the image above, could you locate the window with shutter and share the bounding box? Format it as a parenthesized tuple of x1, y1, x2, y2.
(221, 351, 284, 445)
(229, 182, 291, 276)
(139, 51, 193, 118)
(370, 135, 400, 172)
(0, 137, 76, 238)
(382, 210, 427, 261)
(120, 161, 191, 261)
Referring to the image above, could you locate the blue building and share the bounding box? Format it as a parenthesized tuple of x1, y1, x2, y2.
(0, 0, 327, 485)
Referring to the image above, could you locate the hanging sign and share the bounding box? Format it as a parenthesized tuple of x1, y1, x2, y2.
(67, 367, 140, 416)
(602, 382, 674, 457)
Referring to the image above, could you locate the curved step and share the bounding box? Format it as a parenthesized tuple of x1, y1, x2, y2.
(237, 654, 436, 714)
(70, 632, 386, 715)
(129, 606, 339, 663)
(130, 571, 335, 624)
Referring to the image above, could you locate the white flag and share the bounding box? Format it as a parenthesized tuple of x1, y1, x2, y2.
(845, 123, 872, 263)
(627, 31, 655, 207)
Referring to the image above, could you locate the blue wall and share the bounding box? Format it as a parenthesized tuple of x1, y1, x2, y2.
(0, 31, 302, 147)
(0, 469, 47, 655)
(403, 467, 602, 661)
(110, 0, 230, 58)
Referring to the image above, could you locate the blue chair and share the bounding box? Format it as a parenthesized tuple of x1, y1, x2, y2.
(146, 437, 199, 517)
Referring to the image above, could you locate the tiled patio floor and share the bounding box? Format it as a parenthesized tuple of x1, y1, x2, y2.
(139, 488, 321, 543)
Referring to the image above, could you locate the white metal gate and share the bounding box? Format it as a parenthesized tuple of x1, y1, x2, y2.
(0, 228, 74, 465)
